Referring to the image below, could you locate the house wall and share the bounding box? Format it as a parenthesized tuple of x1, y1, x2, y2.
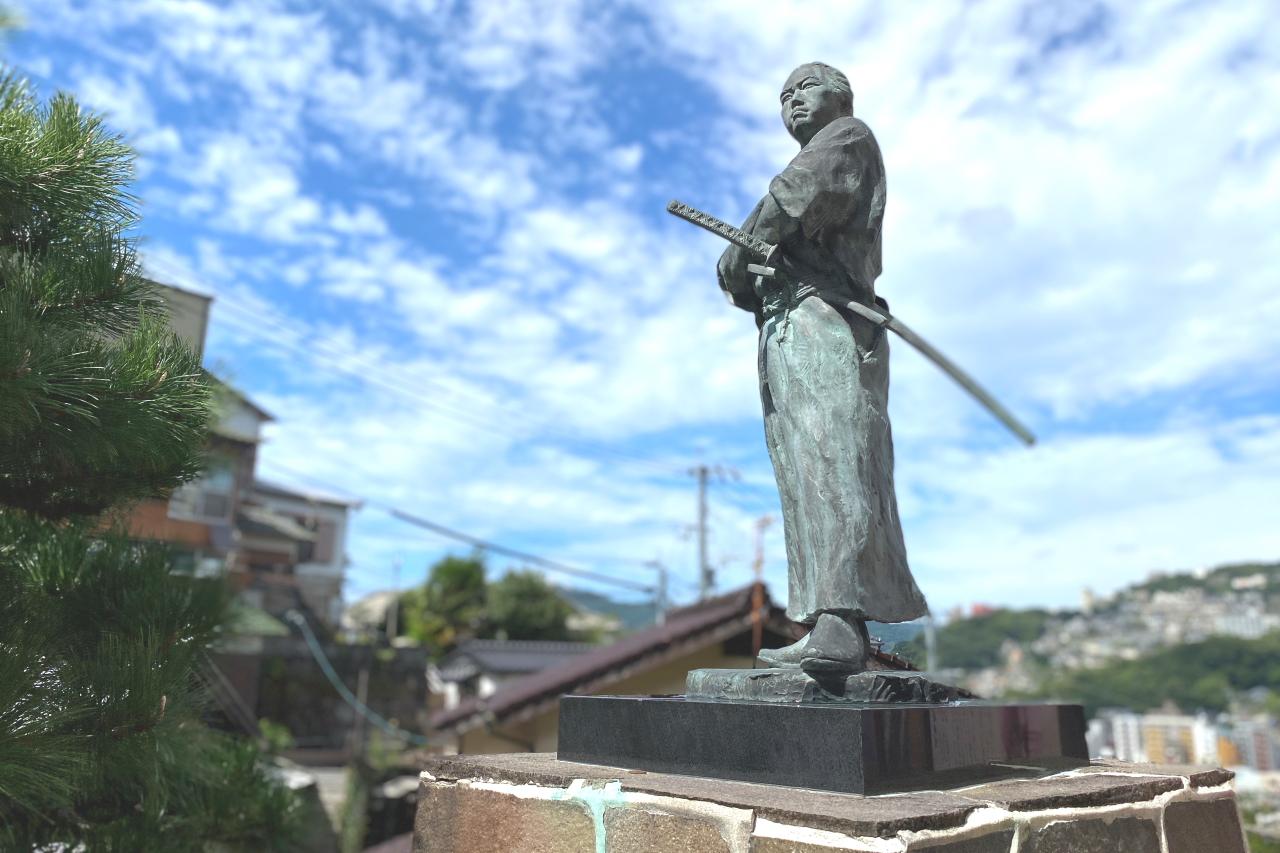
(228, 638, 431, 751)
(155, 282, 211, 360)
(127, 498, 213, 549)
(454, 641, 757, 754)
(250, 488, 353, 627)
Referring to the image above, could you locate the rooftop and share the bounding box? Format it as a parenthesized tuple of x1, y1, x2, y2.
(436, 639, 599, 682)
(429, 583, 795, 736)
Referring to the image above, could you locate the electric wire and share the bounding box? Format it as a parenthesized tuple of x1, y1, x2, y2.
(156, 277, 730, 598)
(210, 293, 686, 478)
(257, 458, 670, 596)
(285, 610, 430, 747)
(386, 507, 655, 593)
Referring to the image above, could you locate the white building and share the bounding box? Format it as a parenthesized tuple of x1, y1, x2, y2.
(249, 480, 359, 627)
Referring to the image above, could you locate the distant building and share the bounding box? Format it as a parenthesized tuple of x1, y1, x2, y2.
(129, 380, 271, 579)
(1234, 716, 1280, 771)
(244, 480, 359, 627)
(1109, 711, 1147, 763)
(343, 590, 402, 641)
(154, 279, 212, 360)
(1213, 599, 1280, 640)
(1093, 707, 1280, 771)
(430, 639, 598, 711)
(129, 281, 357, 629)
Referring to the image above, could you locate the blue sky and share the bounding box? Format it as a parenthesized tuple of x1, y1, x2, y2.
(11, 0, 1280, 616)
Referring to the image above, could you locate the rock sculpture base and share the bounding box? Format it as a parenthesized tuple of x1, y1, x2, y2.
(685, 667, 973, 704)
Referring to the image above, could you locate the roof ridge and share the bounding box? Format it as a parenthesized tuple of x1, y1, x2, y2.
(459, 639, 599, 650)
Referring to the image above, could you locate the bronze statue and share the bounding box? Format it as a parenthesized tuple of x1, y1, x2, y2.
(671, 63, 1032, 682)
(714, 63, 925, 674)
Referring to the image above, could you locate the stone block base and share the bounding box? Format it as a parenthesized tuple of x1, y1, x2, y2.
(414, 753, 1246, 852)
(558, 695, 1088, 794)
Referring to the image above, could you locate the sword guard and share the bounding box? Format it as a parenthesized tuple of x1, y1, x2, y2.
(746, 263, 776, 278)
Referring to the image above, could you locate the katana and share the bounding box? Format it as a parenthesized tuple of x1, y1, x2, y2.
(668, 199, 1036, 446)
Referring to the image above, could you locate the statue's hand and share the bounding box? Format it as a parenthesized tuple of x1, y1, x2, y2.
(750, 192, 799, 248)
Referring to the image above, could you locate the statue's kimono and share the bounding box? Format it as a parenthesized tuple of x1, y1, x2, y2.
(717, 115, 928, 625)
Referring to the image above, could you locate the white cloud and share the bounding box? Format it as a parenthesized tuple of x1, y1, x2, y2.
(32, 0, 1280, 612)
(900, 415, 1280, 609)
(70, 71, 181, 158)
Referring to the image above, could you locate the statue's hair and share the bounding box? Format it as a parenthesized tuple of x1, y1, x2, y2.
(803, 62, 854, 114)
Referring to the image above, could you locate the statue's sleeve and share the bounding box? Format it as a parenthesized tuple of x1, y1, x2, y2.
(716, 199, 765, 319)
(767, 120, 878, 246)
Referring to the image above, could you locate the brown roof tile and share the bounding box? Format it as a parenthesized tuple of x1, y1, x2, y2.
(428, 583, 918, 736)
(430, 584, 781, 734)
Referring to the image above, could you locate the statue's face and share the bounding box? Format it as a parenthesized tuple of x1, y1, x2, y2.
(780, 65, 847, 145)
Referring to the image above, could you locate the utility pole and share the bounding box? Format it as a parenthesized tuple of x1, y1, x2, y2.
(384, 557, 401, 645)
(351, 664, 370, 760)
(751, 515, 773, 660)
(925, 610, 938, 672)
(646, 560, 669, 625)
(691, 465, 711, 600)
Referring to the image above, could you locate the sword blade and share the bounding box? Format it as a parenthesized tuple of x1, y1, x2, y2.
(667, 200, 775, 258)
(668, 199, 1036, 446)
(843, 300, 1036, 446)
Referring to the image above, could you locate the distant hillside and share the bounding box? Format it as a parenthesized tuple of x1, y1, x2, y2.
(867, 620, 926, 649)
(896, 609, 1056, 670)
(894, 559, 1280, 671)
(1029, 631, 1280, 715)
(1120, 561, 1280, 599)
(560, 588, 657, 632)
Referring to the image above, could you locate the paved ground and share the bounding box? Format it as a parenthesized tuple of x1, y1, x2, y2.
(309, 765, 350, 828)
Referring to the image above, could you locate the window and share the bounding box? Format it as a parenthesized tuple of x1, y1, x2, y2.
(310, 520, 336, 564)
(169, 456, 236, 522)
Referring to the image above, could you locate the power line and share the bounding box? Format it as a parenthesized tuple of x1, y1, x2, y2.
(285, 610, 430, 747)
(386, 508, 656, 594)
(210, 293, 685, 478)
(174, 281, 713, 598)
(257, 458, 664, 596)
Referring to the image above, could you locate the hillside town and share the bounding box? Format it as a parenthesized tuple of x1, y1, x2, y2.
(926, 563, 1280, 847)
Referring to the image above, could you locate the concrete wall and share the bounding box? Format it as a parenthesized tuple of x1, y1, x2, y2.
(219, 639, 430, 750)
(416, 754, 1248, 852)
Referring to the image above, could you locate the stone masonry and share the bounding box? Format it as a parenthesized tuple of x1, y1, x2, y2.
(414, 753, 1246, 852)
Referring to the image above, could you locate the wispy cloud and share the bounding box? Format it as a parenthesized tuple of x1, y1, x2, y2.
(14, 0, 1280, 611)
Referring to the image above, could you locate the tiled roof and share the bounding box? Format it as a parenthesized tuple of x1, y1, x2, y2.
(253, 478, 362, 508)
(430, 583, 792, 735)
(437, 639, 598, 681)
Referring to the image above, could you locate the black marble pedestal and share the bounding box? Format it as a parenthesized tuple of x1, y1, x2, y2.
(557, 695, 1089, 795)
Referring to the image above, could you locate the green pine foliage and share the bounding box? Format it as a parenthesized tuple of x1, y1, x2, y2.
(0, 71, 208, 517)
(0, 70, 300, 849)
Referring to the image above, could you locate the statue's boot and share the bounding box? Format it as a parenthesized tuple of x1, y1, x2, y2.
(757, 629, 815, 668)
(799, 612, 870, 675)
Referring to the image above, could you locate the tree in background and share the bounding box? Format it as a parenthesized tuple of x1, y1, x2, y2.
(399, 553, 487, 650)
(0, 70, 298, 849)
(483, 570, 576, 642)
(399, 554, 579, 651)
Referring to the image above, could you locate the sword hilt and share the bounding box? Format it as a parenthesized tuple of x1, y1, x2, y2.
(667, 200, 776, 259)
